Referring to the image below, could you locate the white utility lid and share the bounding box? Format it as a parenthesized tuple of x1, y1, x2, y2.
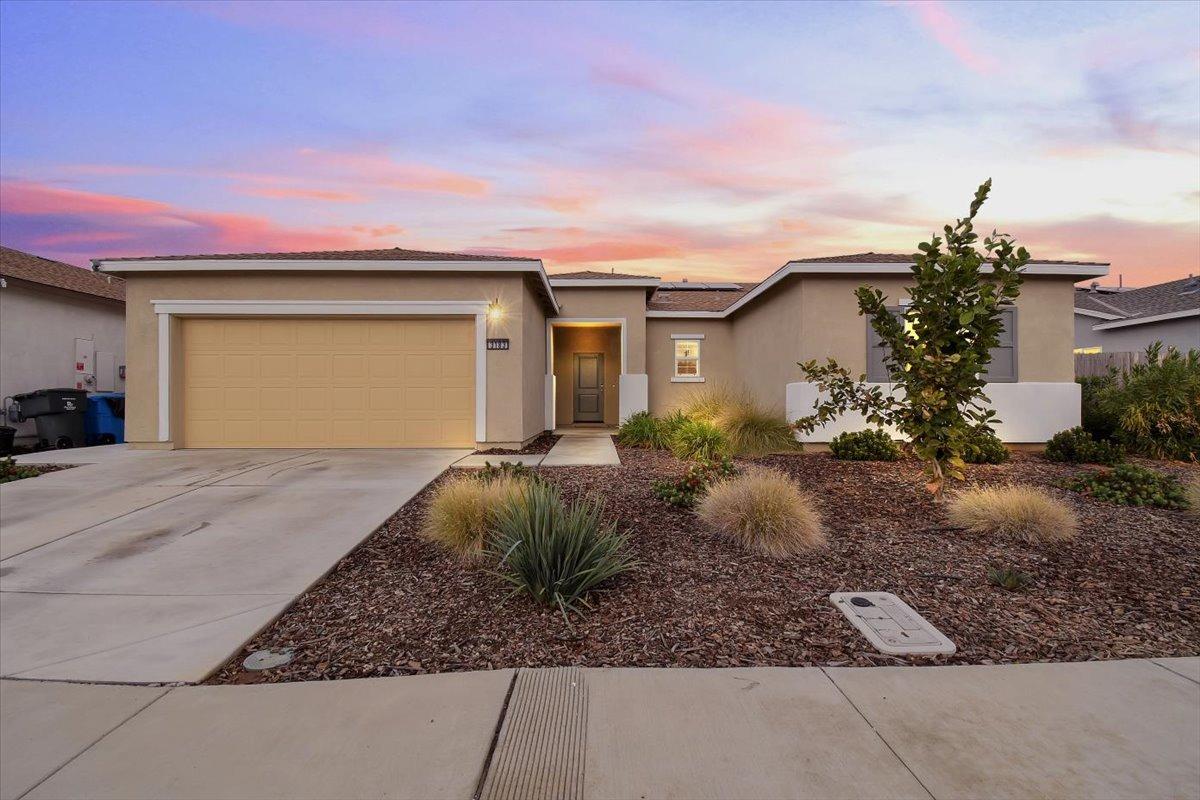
(830, 592, 956, 656)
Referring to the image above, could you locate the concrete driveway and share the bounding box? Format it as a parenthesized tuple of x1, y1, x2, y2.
(0, 446, 465, 684)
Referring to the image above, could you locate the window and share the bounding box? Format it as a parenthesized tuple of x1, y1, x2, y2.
(1074, 346, 1102, 355)
(867, 306, 1017, 383)
(674, 339, 700, 377)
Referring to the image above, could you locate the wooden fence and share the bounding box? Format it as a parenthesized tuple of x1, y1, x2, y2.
(1074, 351, 1143, 378)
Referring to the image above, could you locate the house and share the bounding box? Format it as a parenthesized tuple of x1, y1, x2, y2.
(93, 248, 1107, 450)
(1, 246, 126, 444)
(1074, 277, 1200, 354)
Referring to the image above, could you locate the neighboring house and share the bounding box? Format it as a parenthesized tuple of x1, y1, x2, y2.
(94, 248, 1106, 450)
(1074, 277, 1200, 353)
(1, 246, 126, 444)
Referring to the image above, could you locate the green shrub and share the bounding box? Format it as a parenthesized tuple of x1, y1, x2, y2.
(947, 485, 1077, 543)
(658, 409, 690, 442)
(963, 428, 1009, 464)
(616, 411, 666, 449)
(696, 468, 824, 557)
(829, 429, 901, 461)
(423, 473, 529, 557)
(1044, 427, 1124, 465)
(488, 481, 636, 618)
(1098, 344, 1200, 460)
(987, 565, 1034, 591)
(1062, 464, 1189, 509)
(669, 418, 730, 461)
(0, 457, 42, 484)
(652, 456, 738, 508)
(1078, 375, 1119, 440)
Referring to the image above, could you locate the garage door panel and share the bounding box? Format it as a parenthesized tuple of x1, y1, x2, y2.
(181, 318, 474, 448)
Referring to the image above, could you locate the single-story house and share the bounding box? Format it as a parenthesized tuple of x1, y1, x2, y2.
(1074, 277, 1200, 354)
(1, 246, 126, 444)
(93, 248, 1108, 450)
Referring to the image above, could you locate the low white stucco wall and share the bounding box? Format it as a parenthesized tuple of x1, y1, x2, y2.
(618, 373, 648, 423)
(786, 382, 1081, 444)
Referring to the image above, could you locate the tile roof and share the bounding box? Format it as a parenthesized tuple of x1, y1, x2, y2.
(1075, 277, 1200, 322)
(791, 251, 1109, 266)
(98, 247, 532, 262)
(648, 283, 757, 312)
(1, 246, 125, 302)
(549, 270, 661, 280)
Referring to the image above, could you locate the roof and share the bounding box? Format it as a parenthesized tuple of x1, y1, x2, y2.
(97, 247, 530, 263)
(549, 270, 660, 280)
(1075, 277, 1200, 329)
(791, 251, 1109, 266)
(648, 283, 756, 312)
(0, 246, 125, 302)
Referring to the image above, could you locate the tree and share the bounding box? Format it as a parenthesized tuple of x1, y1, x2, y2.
(793, 180, 1028, 499)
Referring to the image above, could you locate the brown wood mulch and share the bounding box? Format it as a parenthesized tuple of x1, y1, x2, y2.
(210, 450, 1199, 684)
(0, 462, 76, 483)
(474, 432, 561, 455)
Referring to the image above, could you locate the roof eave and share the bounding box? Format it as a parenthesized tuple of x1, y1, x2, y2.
(1091, 308, 1199, 330)
(94, 257, 561, 314)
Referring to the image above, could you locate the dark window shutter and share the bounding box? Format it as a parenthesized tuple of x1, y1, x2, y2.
(982, 308, 1017, 383)
(866, 308, 905, 382)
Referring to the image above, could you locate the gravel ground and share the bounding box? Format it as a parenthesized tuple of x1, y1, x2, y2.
(211, 449, 1199, 683)
(474, 432, 560, 455)
(0, 462, 76, 483)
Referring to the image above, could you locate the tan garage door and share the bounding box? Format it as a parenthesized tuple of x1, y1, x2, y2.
(180, 317, 475, 448)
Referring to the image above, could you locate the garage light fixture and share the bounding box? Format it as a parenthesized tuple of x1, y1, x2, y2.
(486, 301, 504, 322)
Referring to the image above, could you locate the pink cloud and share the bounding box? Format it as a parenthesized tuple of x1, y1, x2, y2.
(295, 148, 490, 196)
(2, 179, 366, 263)
(895, 1, 998, 75)
(234, 185, 365, 202)
(1017, 215, 1200, 286)
(350, 223, 406, 238)
(1, 181, 171, 216)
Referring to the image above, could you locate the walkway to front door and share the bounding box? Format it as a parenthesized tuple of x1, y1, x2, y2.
(573, 352, 605, 422)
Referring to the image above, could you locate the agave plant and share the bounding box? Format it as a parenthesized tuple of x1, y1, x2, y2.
(987, 565, 1034, 591)
(487, 481, 636, 620)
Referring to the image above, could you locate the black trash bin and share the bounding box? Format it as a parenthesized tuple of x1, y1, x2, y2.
(12, 389, 88, 449)
(0, 426, 14, 455)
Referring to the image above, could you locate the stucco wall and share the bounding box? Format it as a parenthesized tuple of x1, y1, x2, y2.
(1074, 314, 1199, 353)
(551, 287, 647, 373)
(120, 271, 541, 447)
(0, 280, 126, 442)
(519, 278, 549, 440)
(552, 326, 621, 425)
(645, 318, 735, 413)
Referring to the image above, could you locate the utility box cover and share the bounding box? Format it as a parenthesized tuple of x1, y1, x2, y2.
(830, 592, 956, 656)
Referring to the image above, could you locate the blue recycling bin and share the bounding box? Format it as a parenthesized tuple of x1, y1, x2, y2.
(84, 392, 125, 446)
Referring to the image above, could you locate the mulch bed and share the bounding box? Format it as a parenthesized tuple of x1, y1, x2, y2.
(210, 450, 1199, 684)
(474, 432, 561, 455)
(0, 462, 76, 483)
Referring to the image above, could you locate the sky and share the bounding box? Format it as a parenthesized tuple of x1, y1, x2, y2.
(1, 0, 1198, 286)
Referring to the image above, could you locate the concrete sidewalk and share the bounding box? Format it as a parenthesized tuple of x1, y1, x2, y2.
(454, 429, 620, 468)
(3, 658, 1196, 800)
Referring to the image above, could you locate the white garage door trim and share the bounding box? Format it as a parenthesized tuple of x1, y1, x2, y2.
(153, 300, 489, 445)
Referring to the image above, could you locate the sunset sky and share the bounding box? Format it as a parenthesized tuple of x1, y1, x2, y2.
(1, 0, 1198, 286)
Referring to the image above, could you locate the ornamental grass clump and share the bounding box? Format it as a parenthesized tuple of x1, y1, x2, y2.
(488, 481, 636, 619)
(669, 418, 730, 461)
(422, 473, 528, 558)
(1186, 479, 1200, 518)
(714, 399, 797, 457)
(946, 485, 1077, 544)
(696, 468, 824, 557)
(829, 429, 902, 461)
(617, 411, 667, 449)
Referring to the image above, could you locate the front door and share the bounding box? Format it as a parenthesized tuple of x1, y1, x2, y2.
(573, 353, 604, 422)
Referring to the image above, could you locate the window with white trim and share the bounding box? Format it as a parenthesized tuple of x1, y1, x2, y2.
(674, 339, 701, 377)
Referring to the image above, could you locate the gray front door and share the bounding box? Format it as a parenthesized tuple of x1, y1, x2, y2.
(573, 353, 604, 422)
